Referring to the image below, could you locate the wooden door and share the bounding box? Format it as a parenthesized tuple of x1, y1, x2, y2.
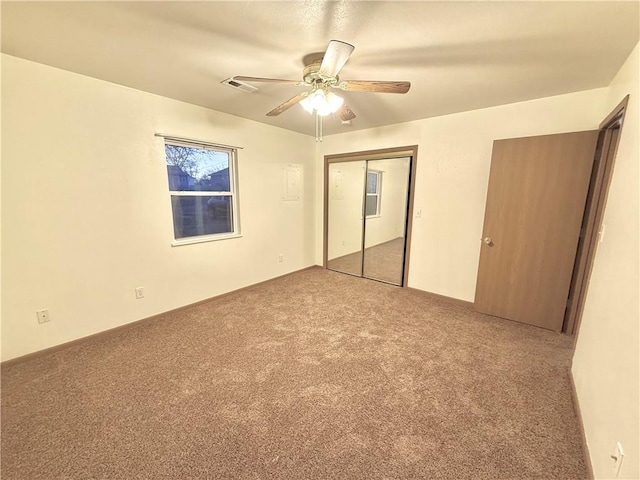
(475, 131, 599, 331)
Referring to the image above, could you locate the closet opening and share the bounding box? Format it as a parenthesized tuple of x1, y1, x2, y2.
(323, 146, 418, 287)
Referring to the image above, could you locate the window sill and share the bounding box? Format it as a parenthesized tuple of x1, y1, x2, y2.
(366, 214, 381, 219)
(171, 233, 242, 247)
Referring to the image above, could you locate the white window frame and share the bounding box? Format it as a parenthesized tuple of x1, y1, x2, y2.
(163, 139, 241, 246)
(366, 170, 382, 218)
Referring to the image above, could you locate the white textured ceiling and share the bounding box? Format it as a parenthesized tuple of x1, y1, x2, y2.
(2, 1, 639, 137)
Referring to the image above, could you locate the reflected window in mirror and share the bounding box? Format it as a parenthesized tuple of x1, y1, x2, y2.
(366, 170, 382, 217)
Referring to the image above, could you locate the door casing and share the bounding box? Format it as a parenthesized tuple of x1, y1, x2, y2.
(565, 96, 629, 336)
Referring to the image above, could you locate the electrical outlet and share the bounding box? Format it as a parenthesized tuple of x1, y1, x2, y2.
(278, 254, 284, 263)
(36, 309, 50, 324)
(135, 287, 144, 299)
(611, 442, 624, 477)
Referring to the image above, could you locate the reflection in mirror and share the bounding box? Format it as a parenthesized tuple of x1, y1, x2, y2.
(327, 161, 366, 277)
(363, 158, 411, 285)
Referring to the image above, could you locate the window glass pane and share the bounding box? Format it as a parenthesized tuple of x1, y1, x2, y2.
(365, 194, 378, 216)
(366, 172, 378, 194)
(165, 144, 230, 192)
(171, 196, 232, 239)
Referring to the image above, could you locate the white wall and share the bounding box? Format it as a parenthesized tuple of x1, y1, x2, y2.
(0, 54, 3, 361)
(572, 43, 639, 480)
(1, 55, 316, 361)
(317, 88, 608, 301)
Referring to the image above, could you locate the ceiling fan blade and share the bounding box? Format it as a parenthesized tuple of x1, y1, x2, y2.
(319, 40, 355, 78)
(266, 92, 310, 116)
(338, 104, 356, 122)
(233, 76, 302, 85)
(337, 80, 411, 94)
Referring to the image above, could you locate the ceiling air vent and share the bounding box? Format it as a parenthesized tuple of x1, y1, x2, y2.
(221, 77, 258, 93)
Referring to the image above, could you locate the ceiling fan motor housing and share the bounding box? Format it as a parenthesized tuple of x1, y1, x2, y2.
(303, 59, 338, 87)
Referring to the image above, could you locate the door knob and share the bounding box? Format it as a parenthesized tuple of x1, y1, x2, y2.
(483, 237, 493, 245)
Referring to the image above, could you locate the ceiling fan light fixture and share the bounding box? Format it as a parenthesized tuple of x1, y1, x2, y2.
(300, 95, 315, 114)
(299, 90, 344, 116)
(324, 92, 345, 115)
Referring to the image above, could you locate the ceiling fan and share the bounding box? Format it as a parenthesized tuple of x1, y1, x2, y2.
(232, 40, 411, 126)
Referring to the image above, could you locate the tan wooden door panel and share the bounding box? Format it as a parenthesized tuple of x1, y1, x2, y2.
(475, 131, 599, 331)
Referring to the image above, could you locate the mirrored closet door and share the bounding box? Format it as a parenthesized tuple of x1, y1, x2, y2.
(325, 151, 413, 286)
(362, 158, 411, 285)
(327, 161, 366, 277)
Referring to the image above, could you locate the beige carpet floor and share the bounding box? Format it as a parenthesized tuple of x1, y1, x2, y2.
(328, 237, 405, 285)
(1, 267, 586, 479)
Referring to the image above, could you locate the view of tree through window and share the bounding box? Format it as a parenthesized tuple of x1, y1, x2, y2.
(164, 142, 238, 241)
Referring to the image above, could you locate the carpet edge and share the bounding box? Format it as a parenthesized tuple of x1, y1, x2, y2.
(1, 265, 321, 368)
(570, 368, 594, 480)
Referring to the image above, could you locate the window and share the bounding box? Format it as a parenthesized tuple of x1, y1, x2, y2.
(365, 170, 382, 217)
(164, 140, 239, 244)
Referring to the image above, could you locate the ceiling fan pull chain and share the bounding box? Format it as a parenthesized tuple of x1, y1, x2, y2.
(315, 112, 324, 142)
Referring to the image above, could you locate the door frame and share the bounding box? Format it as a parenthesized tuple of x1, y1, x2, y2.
(564, 95, 629, 335)
(323, 145, 418, 287)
